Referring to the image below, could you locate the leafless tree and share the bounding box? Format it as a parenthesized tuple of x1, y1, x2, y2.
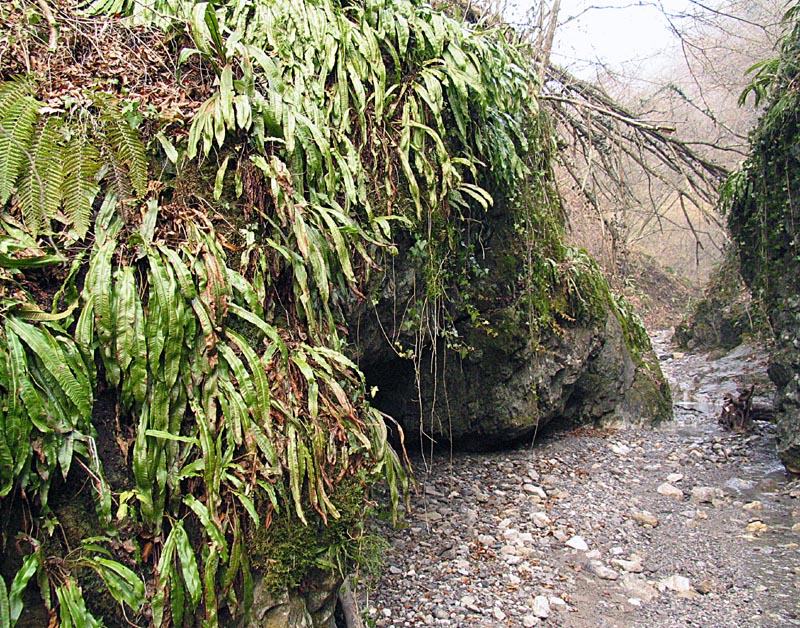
(516, 0, 786, 284)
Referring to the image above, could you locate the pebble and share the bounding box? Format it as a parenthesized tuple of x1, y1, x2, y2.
(532, 511, 551, 528)
(658, 575, 692, 593)
(589, 560, 619, 580)
(657, 482, 685, 499)
(565, 535, 589, 551)
(691, 486, 723, 503)
(612, 554, 644, 573)
(610, 442, 632, 455)
(621, 573, 659, 602)
(523, 484, 548, 499)
(549, 596, 567, 610)
(415, 511, 443, 522)
(630, 511, 659, 527)
(745, 520, 768, 536)
(531, 595, 550, 618)
(460, 595, 478, 611)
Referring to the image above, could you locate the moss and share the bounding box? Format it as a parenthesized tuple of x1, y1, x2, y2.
(674, 248, 769, 351)
(609, 293, 650, 364)
(622, 348, 673, 426)
(723, 16, 800, 313)
(249, 478, 385, 595)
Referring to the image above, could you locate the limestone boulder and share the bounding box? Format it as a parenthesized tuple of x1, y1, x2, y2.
(350, 260, 671, 450)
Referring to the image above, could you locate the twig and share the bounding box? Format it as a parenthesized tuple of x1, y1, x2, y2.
(35, 0, 59, 51)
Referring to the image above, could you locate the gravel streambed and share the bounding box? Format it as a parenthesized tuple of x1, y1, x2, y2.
(357, 333, 800, 628)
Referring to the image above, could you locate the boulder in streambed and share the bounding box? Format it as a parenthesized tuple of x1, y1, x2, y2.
(349, 198, 671, 450)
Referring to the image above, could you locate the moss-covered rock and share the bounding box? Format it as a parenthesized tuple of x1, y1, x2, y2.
(723, 9, 800, 474)
(351, 182, 672, 449)
(240, 571, 340, 628)
(673, 250, 768, 352)
(767, 297, 800, 473)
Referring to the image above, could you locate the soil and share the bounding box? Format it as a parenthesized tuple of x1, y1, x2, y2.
(357, 330, 800, 628)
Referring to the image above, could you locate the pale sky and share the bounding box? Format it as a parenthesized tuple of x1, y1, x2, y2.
(504, 0, 695, 77)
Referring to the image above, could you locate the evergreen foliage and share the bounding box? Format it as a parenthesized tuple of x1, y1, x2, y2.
(724, 1, 800, 307)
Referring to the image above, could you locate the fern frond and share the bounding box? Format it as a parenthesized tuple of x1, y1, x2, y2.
(103, 143, 133, 203)
(0, 77, 35, 121)
(0, 93, 40, 207)
(61, 132, 101, 239)
(17, 117, 64, 236)
(100, 104, 148, 198)
(76, 0, 131, 17)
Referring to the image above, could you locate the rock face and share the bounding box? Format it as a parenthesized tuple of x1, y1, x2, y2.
(239, 571, 340, 628)
(767, 298, 800, 473)
(673, 251, 764, 352)
(350, 214, 671, 450)
(354, 298, 669, 450)
(723, 69, 800, 474)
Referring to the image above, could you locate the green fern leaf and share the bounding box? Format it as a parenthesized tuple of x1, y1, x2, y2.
(101, 104, 148, 197)
(17, 117, 64, 236)
(0, 93, 40, 207)
(61, 132, 101, 238)
(6, 317, 92, 422)
(0, 77, 35, 120)
(103, 144, 132, 203)
(76, 0, 130, 16)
